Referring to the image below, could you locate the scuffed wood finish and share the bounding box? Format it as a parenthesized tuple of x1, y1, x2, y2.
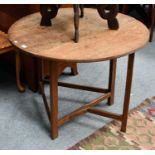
(9, 8, 149, 63)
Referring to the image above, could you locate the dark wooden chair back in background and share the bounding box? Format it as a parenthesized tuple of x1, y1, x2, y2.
(0, 30, 25, 92)
(0, 4, 78, 92)
(122, 4, 155, 42)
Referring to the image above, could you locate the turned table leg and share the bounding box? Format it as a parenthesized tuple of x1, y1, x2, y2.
(50, 61, 59, 139)
(108, 59, 117, 105)
(121, 53, 135, 132)
(15, 51, 25, 92)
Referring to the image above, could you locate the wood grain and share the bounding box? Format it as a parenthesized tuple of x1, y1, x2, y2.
(8, 8, 149, 63)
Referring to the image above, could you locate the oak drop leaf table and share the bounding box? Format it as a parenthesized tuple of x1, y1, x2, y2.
(8, 8, 149, 139)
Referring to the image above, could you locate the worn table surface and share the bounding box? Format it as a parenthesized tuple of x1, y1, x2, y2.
(8, 8, 149, 63)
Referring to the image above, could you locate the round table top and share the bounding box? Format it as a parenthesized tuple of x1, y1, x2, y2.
(8, 8, 149, 63)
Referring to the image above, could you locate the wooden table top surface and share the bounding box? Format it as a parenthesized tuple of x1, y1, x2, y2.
(8, 8, 149, 63)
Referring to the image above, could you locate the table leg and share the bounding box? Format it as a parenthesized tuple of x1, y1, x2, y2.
(50, 61, 59, 139)
(70, 63, 78, 75)
(73, 4, 79, 43)
(121, 53, 135, 132)
(38, 58, 51, 122)
(15, 51, 25, 92)
(108, 59, 117, 105)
